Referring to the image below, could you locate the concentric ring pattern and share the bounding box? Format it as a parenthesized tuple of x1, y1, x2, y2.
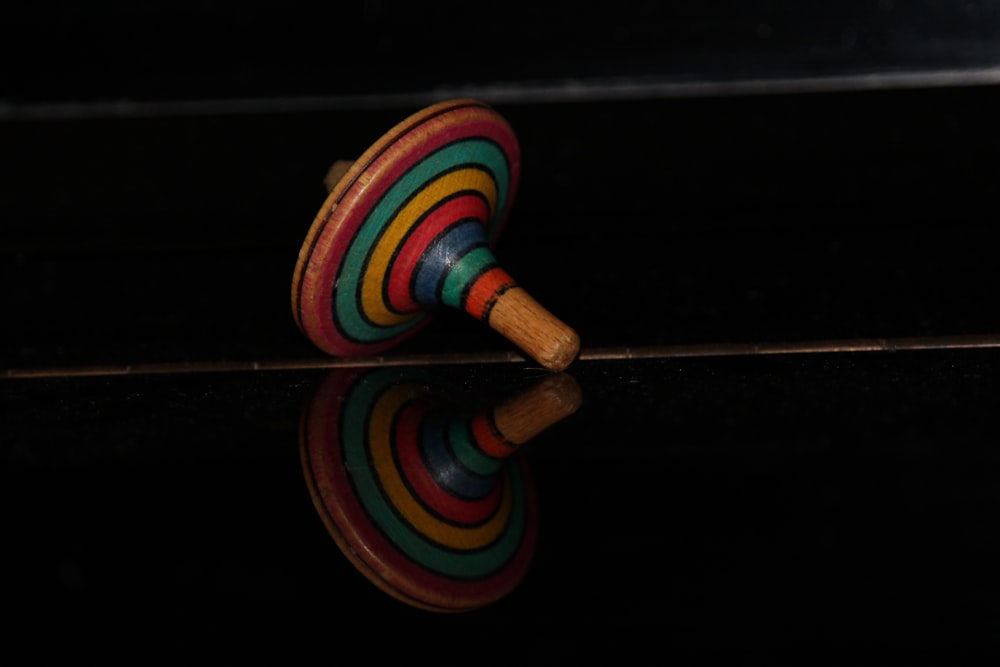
(293, 100, 521, 357)
(300, 368, 538, 612)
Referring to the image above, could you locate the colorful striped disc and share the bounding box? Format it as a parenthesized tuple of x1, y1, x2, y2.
(300, 368, 539, 612)
(292, 99, 521, 357)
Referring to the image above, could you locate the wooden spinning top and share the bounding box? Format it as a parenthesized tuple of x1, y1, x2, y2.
(300, 367, 582, 611)
(291, 99, 580, 371)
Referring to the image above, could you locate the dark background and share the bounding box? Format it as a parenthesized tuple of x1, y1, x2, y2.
(4, 1, 1000, 658)
(5, 1, 1000, 369)
(5, 1, 1000, 104)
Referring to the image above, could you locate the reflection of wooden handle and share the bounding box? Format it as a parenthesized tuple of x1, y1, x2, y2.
(491, 372, 583, 445)
(488, 288, 580, 372)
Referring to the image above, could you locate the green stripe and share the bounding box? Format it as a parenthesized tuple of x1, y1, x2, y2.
(440, 246, 495, 310)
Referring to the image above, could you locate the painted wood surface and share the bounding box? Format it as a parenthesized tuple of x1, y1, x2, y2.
(292, 99, 580, 370)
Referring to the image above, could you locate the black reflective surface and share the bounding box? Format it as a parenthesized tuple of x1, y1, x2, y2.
(5, 2, 1000, 658)
(5, 352, 1000, 655)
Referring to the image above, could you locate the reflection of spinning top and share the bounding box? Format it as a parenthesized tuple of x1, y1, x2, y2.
(291, 98, 581, 371)
(300, 367, 582, 612)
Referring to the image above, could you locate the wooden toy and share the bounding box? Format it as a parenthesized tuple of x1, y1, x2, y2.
(299, 367, 582, 612)
(291, 99, 580, 371)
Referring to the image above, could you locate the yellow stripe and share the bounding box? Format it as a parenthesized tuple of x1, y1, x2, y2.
(368, 386, 511, 549)
(361, 168, 498, 326)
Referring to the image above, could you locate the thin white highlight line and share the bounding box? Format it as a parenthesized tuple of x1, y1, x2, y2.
(4, 66, 1000, 121)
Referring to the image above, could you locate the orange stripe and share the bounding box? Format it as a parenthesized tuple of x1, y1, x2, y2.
(470, 412, 517, 459)
(464, 266, 517, 321)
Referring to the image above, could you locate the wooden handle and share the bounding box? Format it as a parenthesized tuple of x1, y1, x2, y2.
(324, 159, 354, 193)
(487, 287, 580, 371)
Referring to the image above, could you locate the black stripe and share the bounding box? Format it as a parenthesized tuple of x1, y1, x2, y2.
(479, 281, 518, 323)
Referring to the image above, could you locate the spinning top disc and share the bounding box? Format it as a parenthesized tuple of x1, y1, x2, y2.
(292, 98, 580, 370)
(293, 99, 519, 355)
